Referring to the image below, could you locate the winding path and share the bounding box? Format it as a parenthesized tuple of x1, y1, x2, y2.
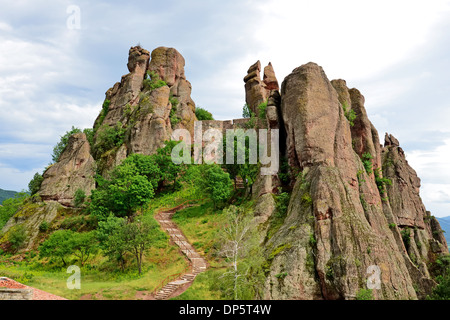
(153, 204, 208, 300)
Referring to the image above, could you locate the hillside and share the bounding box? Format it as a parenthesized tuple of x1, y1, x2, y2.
(0, 46, 449, 301)
(0, 188, 17, 205)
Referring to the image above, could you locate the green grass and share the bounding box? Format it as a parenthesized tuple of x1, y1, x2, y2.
(171, 268, 225, 300)
(172, 201, 227, 260)
(0, 242, 188, 300)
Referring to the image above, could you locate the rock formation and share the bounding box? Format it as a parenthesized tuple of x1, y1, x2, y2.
(255, 61, 448, 300)
(3, 46, 447, 300)
(91, 46, 198, 176)
(244, 61, 279, 115)
(39, 132, 95, 207)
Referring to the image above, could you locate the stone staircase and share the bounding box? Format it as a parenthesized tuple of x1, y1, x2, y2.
(154, 208, 208, 300)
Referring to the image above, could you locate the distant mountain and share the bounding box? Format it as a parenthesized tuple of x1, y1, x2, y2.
(437, 216, 450, 246)
(0, 188, 18, 205)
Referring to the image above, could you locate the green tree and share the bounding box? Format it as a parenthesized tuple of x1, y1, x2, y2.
(154, 140, 183, 190)
(97, 215, 128, 271)
(70, 231, 98, 266)
(52, 126, 82, 163)
(242, 104, 253, 119)
(39, 230, 97, 266)
(122, 216, 162, 275)
(90, 162, 155, 220)
(195, 107, 214, 120)
(222, 132, 259, 193)
(39, 230, 75, 266)
(28, 172, 43, 195)
(202, 165, 232, 209)
(120, 154, 162, 190)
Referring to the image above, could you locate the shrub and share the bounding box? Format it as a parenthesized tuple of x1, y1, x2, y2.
(143, 71, 167, 90)
(74, 189, 86, 208)
(39, 221, 49, 232)
(94, 122, 126, 155)
(356, 288, 374, 300)
(8, 225, 27, 251)
(169, 96, 182, 127)
(342, 103, 357, 126)
(95, 99, 111, 130)
(362, 152, 374, 174)
(257, 101, 268, 120)
(195, 106, 214, 120)
(374, 168, 392, 196)
(275, 192, 290, 217)
(0, 193, 28, 230)
(28, 172, 43, 196)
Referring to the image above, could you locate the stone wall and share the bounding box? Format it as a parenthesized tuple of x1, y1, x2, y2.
(0, 288, 33, 300)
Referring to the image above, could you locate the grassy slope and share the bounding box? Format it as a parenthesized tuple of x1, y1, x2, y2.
(171, 201, 227, 299)
(0, 188, 199, 300)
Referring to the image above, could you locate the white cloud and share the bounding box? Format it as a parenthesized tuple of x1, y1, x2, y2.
(251, 0, 450, 83)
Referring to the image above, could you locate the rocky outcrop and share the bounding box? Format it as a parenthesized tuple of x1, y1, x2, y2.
(244, 61, 279, 115)
(39, 133, 95, 207)
(381, 133, 448, 291)
(382, 134, 428, 229)
(92, 46, 198, 175)
(262, 62, 443, 300)
(148, 47, 197, 135)
(1, 201, 69, 251)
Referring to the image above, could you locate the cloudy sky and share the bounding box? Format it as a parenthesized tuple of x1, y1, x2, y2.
(1, 0, 450, 217)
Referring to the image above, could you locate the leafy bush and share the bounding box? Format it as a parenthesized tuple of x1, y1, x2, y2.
(90, 163, 155, 219)
(257, 101, 268, 120)
(74, 188, 86, 208)
(143, 71, 167, 90)
(83, 128, 94, 149)
(8, 225, 27, 251)
(39, 221, 49, 232)
(201, 164, 233, 209)
(356, 288, 374, 300)
(427, 255, 450, 300)
(342, 103, 357, 127)
(95, 99, 111, 130)
(94, 122, 126, 156)
(374, 168, 392, 198)
(275, 192, 290, 217)
(195, 106, 214, 121)
(362, 152, 374, 174)
(28, 172, 43, 195)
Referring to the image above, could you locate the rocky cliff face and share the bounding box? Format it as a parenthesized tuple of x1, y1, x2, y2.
(255, 62, 448, 300)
